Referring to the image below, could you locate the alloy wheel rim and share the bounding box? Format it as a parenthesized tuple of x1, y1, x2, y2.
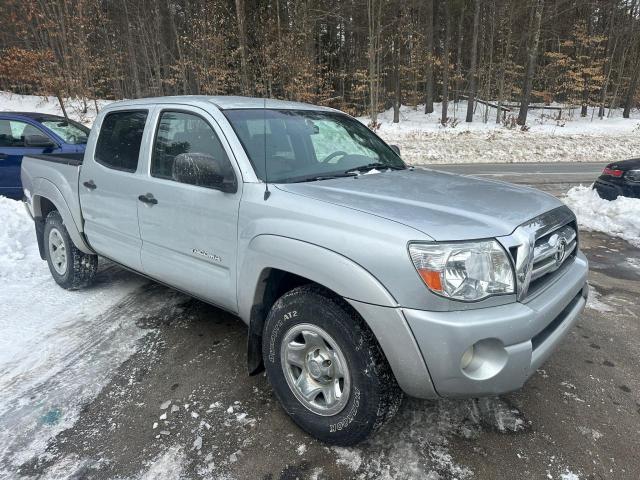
(48, 228, 67, 276)
(280, 323, 351, 416)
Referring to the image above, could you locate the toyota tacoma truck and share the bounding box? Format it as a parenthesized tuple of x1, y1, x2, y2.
(21, 96, 588, 446)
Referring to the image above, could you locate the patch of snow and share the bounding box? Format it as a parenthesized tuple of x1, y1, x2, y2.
(332, 397, 525, 479)
(139, 445, 186, 480)
(296, 444, 307, 456)
(160, 400, 172, 410)
(192, 435, 203, 451)
(563, 186, 640, 247)
(577, 426, 602, 441)
(586, 287, 616, 313)
(333, 446, 362, 471)
(560, 469, 581, 480)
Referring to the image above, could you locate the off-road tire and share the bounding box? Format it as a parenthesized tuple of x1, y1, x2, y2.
(262, 285, 403, 445)
(44, 210, 98, 290)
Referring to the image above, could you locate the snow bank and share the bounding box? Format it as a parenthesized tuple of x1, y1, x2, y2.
(0, 196, 44, 282)
(0, 91, 113, 126)
(360, 102, 640, 165)
(563, 186, 640, 247)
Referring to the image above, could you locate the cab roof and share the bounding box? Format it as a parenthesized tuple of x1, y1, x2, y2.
(104, 95, 335, 112)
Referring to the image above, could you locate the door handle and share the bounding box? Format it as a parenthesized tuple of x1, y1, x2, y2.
(138, 193, 158, 205)
(83, 180, 97, 190)
(0, 153, 7, 160)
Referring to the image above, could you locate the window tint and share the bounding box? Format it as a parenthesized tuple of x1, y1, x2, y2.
(0, 120, 45, 147)
(95, 111, 147, 172)
(151, 111, 233, 188)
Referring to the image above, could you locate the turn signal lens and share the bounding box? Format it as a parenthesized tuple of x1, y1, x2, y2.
(418, 269, 443, 292)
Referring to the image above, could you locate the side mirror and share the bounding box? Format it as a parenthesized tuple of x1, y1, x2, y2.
(389, 144, 401, 156)
(172, 152, 237, 193)
(25, 134, 57, 148)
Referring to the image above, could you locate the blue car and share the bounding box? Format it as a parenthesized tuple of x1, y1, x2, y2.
(0, 112, 89, 199)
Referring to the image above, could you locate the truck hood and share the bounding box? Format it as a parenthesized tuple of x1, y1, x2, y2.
(276, 168, 563, 240)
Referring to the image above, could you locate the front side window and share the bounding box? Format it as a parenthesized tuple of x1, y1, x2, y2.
(151, 111, 234, 189)
(0, 120, 47, 147)
(95, 111, 148, 172)
(223, 109, 405, 183)
(41, 119, 89, 144)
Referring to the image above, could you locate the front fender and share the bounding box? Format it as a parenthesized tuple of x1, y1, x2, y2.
(237, 234, 399, 324)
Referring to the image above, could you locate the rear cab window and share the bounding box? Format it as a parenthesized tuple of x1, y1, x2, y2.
(95, 111, 148, 172)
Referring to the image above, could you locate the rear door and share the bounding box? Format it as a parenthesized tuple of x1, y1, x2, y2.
(79, 109, 151, 270)
(0, 118, 60, 199)
(136, 106, 242, 312)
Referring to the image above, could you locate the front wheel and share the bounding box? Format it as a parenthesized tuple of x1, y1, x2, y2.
(262, 285, 402, 445)
(44, 210, 98, 290)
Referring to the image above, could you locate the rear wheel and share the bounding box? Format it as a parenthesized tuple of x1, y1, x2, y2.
(262, 285, 402, 445)
(44, 211, 98, 290)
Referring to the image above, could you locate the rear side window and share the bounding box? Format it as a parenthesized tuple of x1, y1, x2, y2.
(0, 119, 45, 147)
(95, 111, 147, 172)
(151, 111, 231, 183)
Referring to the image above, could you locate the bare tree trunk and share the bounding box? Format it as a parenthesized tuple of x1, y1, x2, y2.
(517, 0, 544, 126)
(496, 2, 513, 124)
(599, 3, 616, 118)
(367, 0, 383, 124)
(441, 0, 451, 126)
(623, 51, 640, 118)
(424, 0, 434, 113)
(393, 34, 401, 123)
(465, 0, 480, 122)
(234, 0, 250, 95)
(56, 93, 68, 120)
(454, 4, 465, 104)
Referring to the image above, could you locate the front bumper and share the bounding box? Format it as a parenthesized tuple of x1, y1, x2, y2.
(350, 250, 588, 400)
(403, 251, 588, 398)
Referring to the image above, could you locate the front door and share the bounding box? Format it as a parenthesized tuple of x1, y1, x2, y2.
(136, 107, 242, 312)
(79, 109, 150, 270)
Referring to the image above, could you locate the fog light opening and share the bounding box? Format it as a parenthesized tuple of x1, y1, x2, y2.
(460, 338, 508, 381)
(460, 345, 475, 370)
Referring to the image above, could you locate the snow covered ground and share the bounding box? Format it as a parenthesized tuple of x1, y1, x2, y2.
(0, 197, 152, 477)
(360, 102, 640, 165)
(563, 185, 640, 247)
(0, 91, 110, 126)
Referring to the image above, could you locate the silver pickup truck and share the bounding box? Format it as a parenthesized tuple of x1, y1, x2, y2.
(21, 96, 588, 445)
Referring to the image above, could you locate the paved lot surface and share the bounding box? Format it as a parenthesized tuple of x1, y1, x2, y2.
(11, 166, 640, 479)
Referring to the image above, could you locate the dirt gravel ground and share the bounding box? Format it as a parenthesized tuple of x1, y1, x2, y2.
(10, 229, 638, 480)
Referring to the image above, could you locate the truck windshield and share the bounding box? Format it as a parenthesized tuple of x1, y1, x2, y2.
(223, 109, 405, 183)
(41, 119, 90, 145)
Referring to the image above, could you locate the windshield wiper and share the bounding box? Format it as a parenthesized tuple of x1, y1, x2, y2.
(293, 172, 359, 183)
(345, 162, 405, 174)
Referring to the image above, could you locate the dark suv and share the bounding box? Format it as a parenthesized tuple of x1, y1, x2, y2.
(593, 158, 640, 200)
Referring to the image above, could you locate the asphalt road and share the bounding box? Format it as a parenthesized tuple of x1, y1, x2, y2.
(11, 168, 640, 480)
(423, 161, 607, 194)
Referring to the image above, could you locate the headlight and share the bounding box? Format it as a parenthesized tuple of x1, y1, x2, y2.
(408, 240, 515, 301)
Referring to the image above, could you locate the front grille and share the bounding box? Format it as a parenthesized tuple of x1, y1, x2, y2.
(530, 224, 577, 282)
(503, 206, 578, 301)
